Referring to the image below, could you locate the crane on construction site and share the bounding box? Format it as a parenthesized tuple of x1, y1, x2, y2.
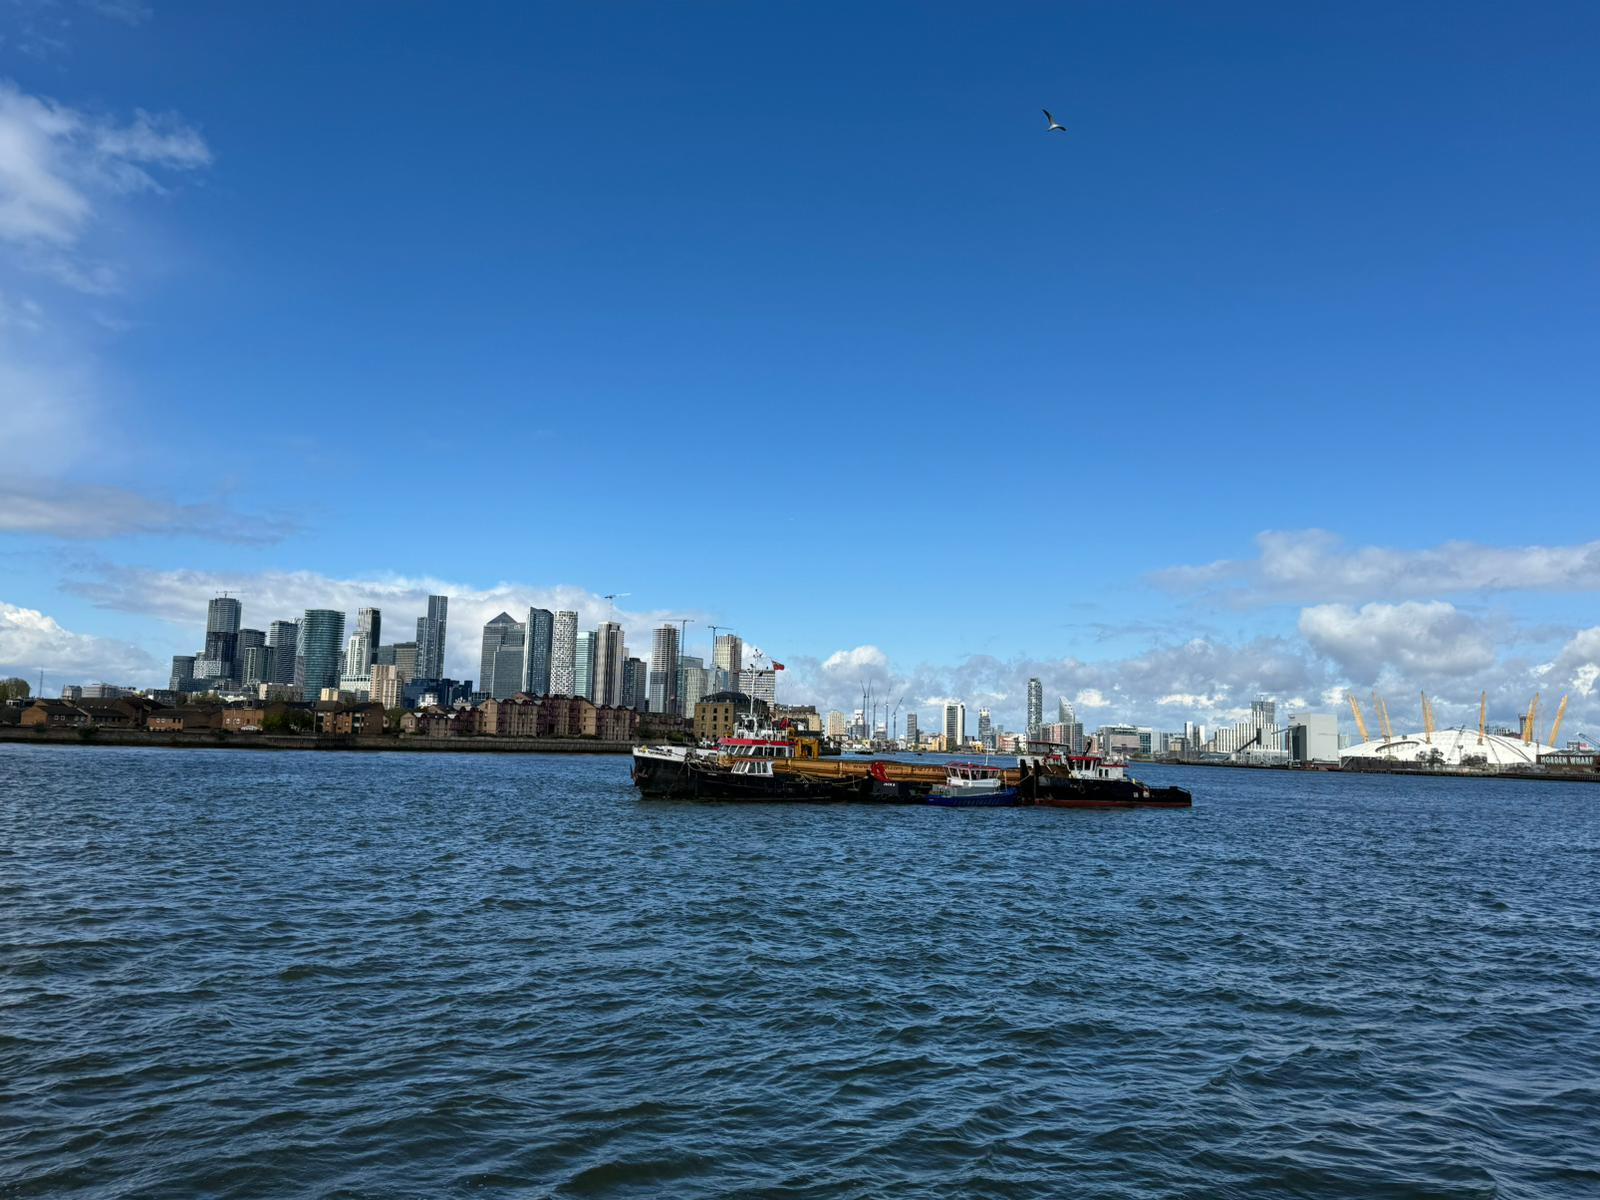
(602, 592, 630, 617)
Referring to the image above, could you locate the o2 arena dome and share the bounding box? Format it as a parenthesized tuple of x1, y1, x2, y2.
(1341, 729, 1556, 768)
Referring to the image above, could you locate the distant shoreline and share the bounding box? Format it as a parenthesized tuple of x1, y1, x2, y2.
(5, 728, 1596, 783)
(0, 727, 637, 756)
(1136, 756, 1600, 786)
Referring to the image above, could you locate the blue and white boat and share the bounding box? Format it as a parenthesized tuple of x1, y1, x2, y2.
(925, 762, 1019, 807)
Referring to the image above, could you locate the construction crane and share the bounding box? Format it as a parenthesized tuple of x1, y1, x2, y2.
(1346, 692, 1370, 742)
(602, 592, 630, 617)
(1420, 691, 1434, 744)
(1549, 693, 1569, 748)
(1478, 691, 1486, 745)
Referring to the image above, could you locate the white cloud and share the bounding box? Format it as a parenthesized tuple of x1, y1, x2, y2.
(1548, 627, 1600, 700)
(0, 482, 298, 542)
(774, 634, 1331, 736)
(821, 644, 889, 673)
(1154, 529, 1600, 605)
(0, 599, 157, 684)
(1298, 601, 1496, 682)
(0, 79, 209, 267)
(1575, 665, 1600, 699)
(0, 77, 213, 519)
(1156, 692, 1224, 708)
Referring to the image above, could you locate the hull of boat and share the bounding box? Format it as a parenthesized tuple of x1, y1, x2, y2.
(1028, 779, 1192, 809)
(669, 759, 876, 802)
(630, 751, 698, 798)
(926, 788, 1020, 807)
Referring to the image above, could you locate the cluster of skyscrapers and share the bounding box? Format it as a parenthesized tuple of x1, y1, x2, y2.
(168, 594, 777, 716)
(170, 595, 452, 707)
(476, 611, 772, 717)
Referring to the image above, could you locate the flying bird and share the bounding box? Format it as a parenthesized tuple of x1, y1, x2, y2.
(1041, 109, 1067, 133)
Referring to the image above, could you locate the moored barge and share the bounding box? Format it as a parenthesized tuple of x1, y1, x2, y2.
(632, 724, 1191, 808)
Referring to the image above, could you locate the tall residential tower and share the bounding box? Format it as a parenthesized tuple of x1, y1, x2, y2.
(649, 624, 680, 714)
(522, 607, 554, 696)
(414, 595, 449, 681)
(550, 611, 578, 696)
(296, 609, 345, 700)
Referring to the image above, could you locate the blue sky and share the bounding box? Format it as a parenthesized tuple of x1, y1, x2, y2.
(3, 1, 1600, 735)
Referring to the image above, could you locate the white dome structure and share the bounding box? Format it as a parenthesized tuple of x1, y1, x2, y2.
(1341, 729, 1556, 769)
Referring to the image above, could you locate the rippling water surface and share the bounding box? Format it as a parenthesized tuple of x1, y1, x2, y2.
(3, 745, 1598, 1198)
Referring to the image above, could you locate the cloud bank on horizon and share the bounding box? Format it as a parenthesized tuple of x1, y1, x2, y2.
(1, 543, 1596, 740)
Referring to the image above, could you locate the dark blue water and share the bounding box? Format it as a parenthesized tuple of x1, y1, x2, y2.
(3, 745, 1598, 1198)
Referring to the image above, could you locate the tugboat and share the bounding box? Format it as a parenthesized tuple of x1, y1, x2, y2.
(1018, 752, 1191, 809)
(629, 741, 714, 798)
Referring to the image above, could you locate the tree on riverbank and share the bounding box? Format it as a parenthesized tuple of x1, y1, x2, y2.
(262, 709, 313, 734)
(0, 678, 30, 702)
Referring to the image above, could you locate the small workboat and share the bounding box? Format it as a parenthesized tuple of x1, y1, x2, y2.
(926, 762, 1020, 807)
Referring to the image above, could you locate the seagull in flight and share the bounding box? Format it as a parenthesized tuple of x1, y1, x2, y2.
(1041, 108, 1067, 133)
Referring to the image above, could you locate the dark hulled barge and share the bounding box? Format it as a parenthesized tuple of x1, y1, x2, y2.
(631, 726, 1191, 809)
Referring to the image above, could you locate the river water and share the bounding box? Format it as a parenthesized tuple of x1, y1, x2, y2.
(2, 744, 1597, 1198)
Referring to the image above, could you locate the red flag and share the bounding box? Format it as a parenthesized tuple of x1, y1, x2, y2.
(772, 661, 785, 670)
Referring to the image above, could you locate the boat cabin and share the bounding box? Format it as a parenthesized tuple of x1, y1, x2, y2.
(942, 761, 1006, 791)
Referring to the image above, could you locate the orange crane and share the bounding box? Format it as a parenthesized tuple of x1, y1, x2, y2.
(1549, 694, 1569, 748)
(1346, 692, 1370, 742)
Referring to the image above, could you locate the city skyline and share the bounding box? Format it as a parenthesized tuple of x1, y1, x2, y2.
(3, 3, 1600, 738)
(5, 567, 1600, 741)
